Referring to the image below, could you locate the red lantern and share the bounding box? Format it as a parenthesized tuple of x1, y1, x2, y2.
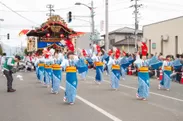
(60, 34, 64, 38)
(46, 33, 50, 37)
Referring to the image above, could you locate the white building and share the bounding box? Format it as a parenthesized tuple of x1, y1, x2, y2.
(143, 16, 183, 56)
(75, 32, 91, 50)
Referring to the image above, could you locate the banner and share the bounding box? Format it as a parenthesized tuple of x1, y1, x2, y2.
(37, 41, 64, 49)
(27, 37, 37, 52)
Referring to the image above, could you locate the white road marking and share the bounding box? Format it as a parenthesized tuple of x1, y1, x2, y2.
(87, 76, 183, 102)
(60, 86, 122, 121)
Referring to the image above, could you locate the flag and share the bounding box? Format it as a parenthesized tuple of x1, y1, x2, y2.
(115, 49, 121, 59)
(65, 39, 74, 52)
(82, 49, 87, 57)
(19, 29, 30, 36)
(69, 32, 86, 38)
(141, 42, 148, 56)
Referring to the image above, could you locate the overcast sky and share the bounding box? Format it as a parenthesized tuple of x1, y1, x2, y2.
(0, 0, 183, 47)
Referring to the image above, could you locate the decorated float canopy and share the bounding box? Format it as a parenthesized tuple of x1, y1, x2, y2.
(25, 15, 76, 51)
(26, 15, 75, 40)
(24, 15, 87, 52)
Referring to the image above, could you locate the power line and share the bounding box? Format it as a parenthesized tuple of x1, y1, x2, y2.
(96, 7, 130, 16)
(0, 1, 39, 25)
(96, 0, 130, 9)
(145, 0, 183, 7)
(145, 5, 183, 12)
(109, 7, 129, 12)
(0, 9, 47, 12)
(0, 6, 76, 13)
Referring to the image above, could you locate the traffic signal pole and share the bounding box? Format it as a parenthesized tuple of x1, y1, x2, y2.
(68, 11, 72, 23)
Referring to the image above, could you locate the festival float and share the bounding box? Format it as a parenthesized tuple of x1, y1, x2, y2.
(20, 15, 85, 53)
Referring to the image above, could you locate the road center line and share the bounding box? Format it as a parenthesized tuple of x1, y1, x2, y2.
(87, 76, 183, 102)
(60, 86, 122, 121)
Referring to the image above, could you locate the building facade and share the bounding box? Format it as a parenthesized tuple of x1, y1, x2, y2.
(103, 27, 142, 53)
(143, 16, 183, 56)
(75, 32, 91, 50)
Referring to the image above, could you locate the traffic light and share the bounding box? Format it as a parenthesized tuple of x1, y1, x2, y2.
(67, 11, 72, 23)
(7, 33, 10, 39)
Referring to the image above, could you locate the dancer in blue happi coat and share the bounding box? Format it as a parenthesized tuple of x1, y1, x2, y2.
(134, 41, 150, 101)
(103, 49, 113, 76)
(51, 52, 63, 94)
(37, 54, 45, 83)
(77, 49, 88, 80)
(120, 51, 130, 80)
(44, 51, 54, 88)
(171, 58, 182, 82)
(92, 45, 104, 84)
(108, 48, 121, 90)
(63, 51, 78, 105)
(159, 55, 173, 90)
(148, 55, 163, 78)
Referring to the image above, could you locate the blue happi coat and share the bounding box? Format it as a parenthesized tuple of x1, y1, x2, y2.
(64, 59, 78, 103)
(52, 58, 62, 93)
(44, 58, 54, 86)
(135, 59, 150, 99)
(77, 57, 88, 79)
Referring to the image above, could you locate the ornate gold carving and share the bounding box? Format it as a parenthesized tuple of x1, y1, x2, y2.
(51, 26, 61, 32)
(46, 15, 67, 26)
(42, 38, 61, 42)
(50, 15, 61, 21)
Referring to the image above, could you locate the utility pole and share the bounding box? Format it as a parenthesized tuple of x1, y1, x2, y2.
(91, 0, 95, 43)
(46, 4, 55, 17)
(105, 0, 109, 51)
(130, 0, 142, 51)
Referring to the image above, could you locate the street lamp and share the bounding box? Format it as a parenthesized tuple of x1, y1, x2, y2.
(75, 1, 95, 43)
(75, 3, 81, 5)
(75, 2, 91, 9)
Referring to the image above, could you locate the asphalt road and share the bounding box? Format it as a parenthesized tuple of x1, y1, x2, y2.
(0, 70, 183, 121)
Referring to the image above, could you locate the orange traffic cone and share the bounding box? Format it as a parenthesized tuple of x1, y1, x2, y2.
(180, 72, 183, 84)
(128, 66, 132, 75)
(159, 69, 163, 81)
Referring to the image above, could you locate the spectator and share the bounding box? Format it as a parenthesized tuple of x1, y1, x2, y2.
(3, 55, 21, 92)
